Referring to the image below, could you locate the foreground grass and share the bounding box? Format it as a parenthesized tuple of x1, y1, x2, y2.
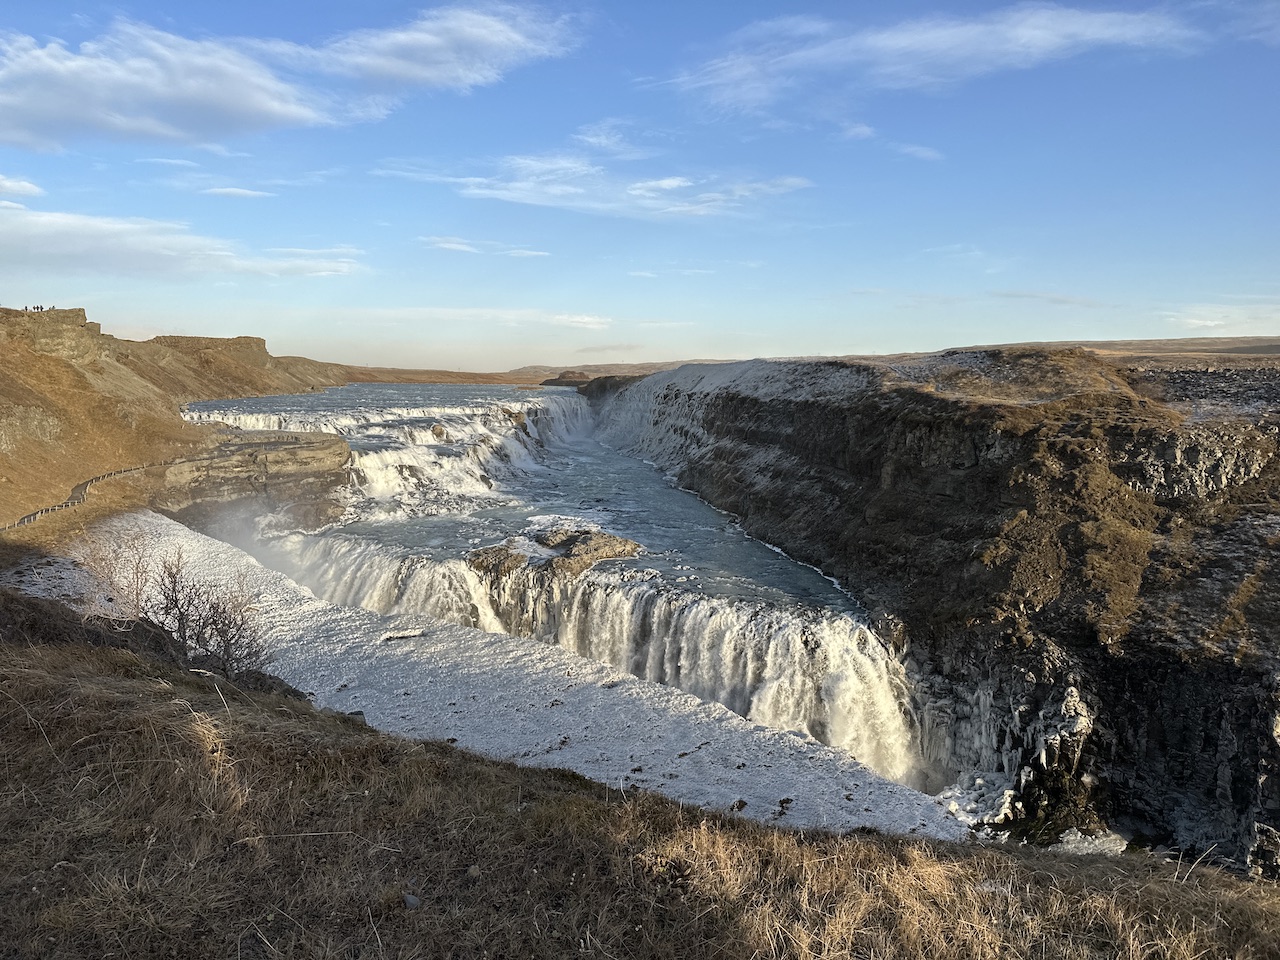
(2, 630, 1277, 959)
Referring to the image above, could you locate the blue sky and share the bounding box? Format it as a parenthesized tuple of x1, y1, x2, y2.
(0, 2, 1276, 369)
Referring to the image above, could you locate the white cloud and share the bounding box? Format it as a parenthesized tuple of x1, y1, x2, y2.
(420, 235, 550, 257)
(571, 118, 651, 158)
(381, 157, 810, 219)
(0, 203, 359, 277)
(425, 236, 483, 253)
(136, 157, 200, 167)
(549, 313, 611, 330)
(627, 176, 695, 196)
(675, 4, 1201, 111)
(200, 186, 276, 198)
(262, 168, 344, 188)
(654, 176, 812, 216)
(0, 173, 42, 196)
(0, 21, 322, 149)
(892, 143, 945, 161)
(925, 242, 1016, 274)
(0, 9, 572, 148)
(1231, 1, 1280, 45)
(260, 5, 572, 88)
(1165, 300, 1280, 332)
(990, 289, 1105, 308)
(841, 122, 876, 140)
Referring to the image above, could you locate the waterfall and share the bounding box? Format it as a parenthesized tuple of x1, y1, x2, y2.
(252, 529, 924, 787)
(188, 384, 929, 789)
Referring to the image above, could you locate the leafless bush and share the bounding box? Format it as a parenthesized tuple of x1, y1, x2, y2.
(77, 528, 152, 626)
(152, 548, 271, 679)
(78, 533, 271, 678)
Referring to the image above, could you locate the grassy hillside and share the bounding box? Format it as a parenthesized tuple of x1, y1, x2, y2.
(2, 590, 1277, 959)
(3, 311, 1279, 957)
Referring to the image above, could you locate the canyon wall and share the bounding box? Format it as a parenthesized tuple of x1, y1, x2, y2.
(584, 349, 1280, 875)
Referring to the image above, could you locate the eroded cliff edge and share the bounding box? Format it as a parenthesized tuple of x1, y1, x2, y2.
(584, 347, 1280, 875)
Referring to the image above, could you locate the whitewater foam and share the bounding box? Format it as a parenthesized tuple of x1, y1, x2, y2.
(186, 382, 934, 788)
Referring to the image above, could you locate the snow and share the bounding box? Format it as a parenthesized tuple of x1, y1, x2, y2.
(936, 772, 1020, 827)
(1055, 828, 1130, 856)
(2, 509, 969, 843)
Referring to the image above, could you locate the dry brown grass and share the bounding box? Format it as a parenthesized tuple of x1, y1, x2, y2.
(2, 623, 1277, 960)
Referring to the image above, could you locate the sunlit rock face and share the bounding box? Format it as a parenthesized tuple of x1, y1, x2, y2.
(151, 433, 351, 531)
(584, 351, 1280, 875)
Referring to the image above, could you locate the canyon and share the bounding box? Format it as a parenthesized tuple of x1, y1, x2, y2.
(3, 308, 1279, 875)
(583, 347, 1280, 875)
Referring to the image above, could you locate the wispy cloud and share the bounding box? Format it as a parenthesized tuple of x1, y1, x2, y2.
(1165, 299, 1280, 332)
(574, 342, 644, 355)
(135, 157, 200, 167)
(674, 4, 1201, 112)
(840, 122, 876, 140)
(378, 156, 810, 219)
(990, 289, 1106, 308)
(627, 176, 694, 196)
(1229, 1, 1280, 45)
(548, 313, 611, 330)
(0, 173, 42, 196)
(570, 118, 652, 158)
(420, 235, 549, 257)
(925, 242, 1016, 274)
(200, 186, 276, 198)
(0, 8, 573, 148)
(892, 143, 945, 161)
(262, 168, 344, 188)
(0, 21, 322, 149)
(0, 203, 359, 276)
(256, 5, 571, 88)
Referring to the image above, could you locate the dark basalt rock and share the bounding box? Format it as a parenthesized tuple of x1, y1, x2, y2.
(586, 350, 1280, 875)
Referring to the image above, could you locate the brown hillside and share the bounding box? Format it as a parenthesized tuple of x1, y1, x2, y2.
(0, 308, 542, 530)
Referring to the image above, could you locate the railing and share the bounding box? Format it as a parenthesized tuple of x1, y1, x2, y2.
(0, 436, 313, 532)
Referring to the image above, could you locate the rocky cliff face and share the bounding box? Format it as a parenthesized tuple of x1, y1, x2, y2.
(584, 349, 1280, 875)
(150, 433, 351, 531)
(0, 308, 354, 529)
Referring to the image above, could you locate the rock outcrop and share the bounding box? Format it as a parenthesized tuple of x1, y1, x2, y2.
(584, 348, 1280, 875)
(0, 309, 372, 539)
(469, 527, 642, 582)
(150, 432, 351, 531)
(466, 526, 643, 639)
(540, 370, 594, 387)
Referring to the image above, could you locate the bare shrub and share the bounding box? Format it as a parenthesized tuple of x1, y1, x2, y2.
(152, 548, 271, 679)
(78, 532, 271, 678)
(76, 527, 153, 626)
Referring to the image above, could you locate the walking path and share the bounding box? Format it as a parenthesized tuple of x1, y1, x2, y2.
(1, 435, 312, 533)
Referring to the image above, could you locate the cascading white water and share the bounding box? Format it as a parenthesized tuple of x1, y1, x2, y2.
(247, 528, 921, 784)
(187, 383, 929, 788)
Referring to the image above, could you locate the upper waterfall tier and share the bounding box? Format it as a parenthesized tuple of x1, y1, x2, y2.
(186, 381, 935, 790)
